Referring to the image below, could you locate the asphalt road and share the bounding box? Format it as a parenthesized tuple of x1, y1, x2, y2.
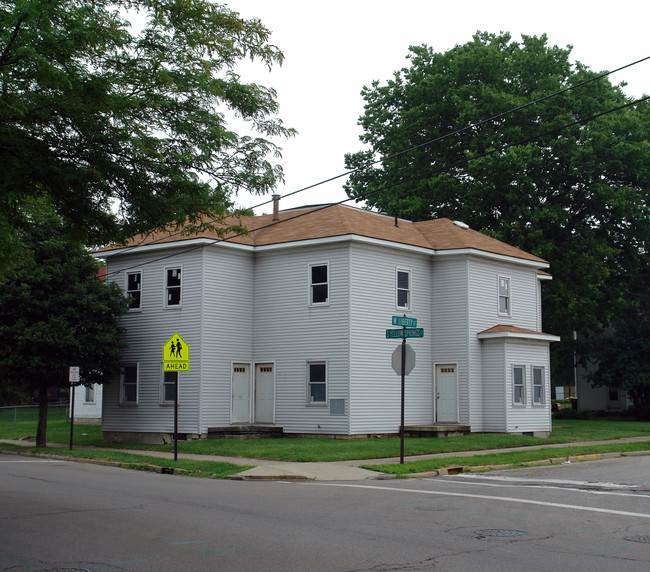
(1, 453, 649, 571)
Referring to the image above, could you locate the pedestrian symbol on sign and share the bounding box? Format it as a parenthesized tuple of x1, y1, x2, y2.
(163, 333, 190, 371)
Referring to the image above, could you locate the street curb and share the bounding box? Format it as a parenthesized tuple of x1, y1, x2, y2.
(397, 450, 650, 479)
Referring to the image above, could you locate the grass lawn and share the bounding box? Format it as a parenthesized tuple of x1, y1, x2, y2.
(1, 405, 649, 465)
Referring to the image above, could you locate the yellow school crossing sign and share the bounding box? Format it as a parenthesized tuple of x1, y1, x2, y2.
(163, 332, 190, 371)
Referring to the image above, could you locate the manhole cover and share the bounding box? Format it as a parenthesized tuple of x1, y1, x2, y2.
(475, 529, 527, 538)
(624, 535, 650, 544)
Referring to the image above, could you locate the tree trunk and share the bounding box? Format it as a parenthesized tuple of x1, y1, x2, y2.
(35, 380, 48, 447)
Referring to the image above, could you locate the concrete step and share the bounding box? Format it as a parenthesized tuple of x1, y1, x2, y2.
(207, 426, 284, 440)
(404, 424, 471, 438)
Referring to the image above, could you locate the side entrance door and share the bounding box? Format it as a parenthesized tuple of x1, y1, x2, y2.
(231, 363, 251, 423)
(254, 363, 275, 423)
(436, 364, 458, 423)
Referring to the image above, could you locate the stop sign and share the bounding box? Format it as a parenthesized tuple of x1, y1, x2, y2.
(392, 343, 415, 376)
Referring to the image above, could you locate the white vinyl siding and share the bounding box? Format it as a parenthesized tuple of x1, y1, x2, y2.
(200, 247, 254, 429)
(102, 248, 203, 435)
(480, 339, 507, 432)
(254, 246, 350, 434)
(506, 340, 552, 433)
(431, 257, 470, 427)
(350, 244, 432, 434)
(468, 259, 542, 430)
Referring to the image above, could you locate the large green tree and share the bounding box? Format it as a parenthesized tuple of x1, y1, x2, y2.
(1, 0, 294, 267)
(344, 32, 650, 383)
(0, 206, 129, 446)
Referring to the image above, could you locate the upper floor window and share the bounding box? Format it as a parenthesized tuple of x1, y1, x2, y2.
(532, 366, 544, 405)
(120, 364, 138, 405)
(126, 271, 141, 310)
(309, 263, 328, 305)
(396, 269, 411, 309)
(513, 365, 525, 405)
(498, 276, 510, 315)
(166, 267, 182, 307)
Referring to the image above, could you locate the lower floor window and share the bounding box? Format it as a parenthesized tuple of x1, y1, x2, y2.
(532, 367, 544, 405)
(513, 365, 525, 405)
(120, 364, 138, 404)
(84, 385, 95, 403)
(308, 362, 327, 403)
(163, 371, 177, 403)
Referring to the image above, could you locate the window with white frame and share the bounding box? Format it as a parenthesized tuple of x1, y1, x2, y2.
(165, 267, 181, 307)
(309, 263, 328, 305)
(162, 371, 177, 404)
(84, 385, 95, 403)
(396, 269, 411, 309)
(532, 366, 544, 405)
(120, 364, 138, 404)
(513, 365, 525, 405)
(126, 271, 142, 310)
(498, 276, 511, 315)
(307, 361, 327, 404)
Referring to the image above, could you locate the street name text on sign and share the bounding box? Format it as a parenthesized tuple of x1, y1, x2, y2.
(392, 316, 417, 328)
(163, 332, 190, 371)
(385, 328, 424, 339)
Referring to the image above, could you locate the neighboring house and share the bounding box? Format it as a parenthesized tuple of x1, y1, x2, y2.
(576, 355, 632, 413)
(95, 202, 559, 444)
(69, 383, 102, 425)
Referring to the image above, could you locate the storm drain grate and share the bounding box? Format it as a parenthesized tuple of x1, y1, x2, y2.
(475, 529, 527, 538)
(39, 568, 89, 572)
(624, 535, 650, 544)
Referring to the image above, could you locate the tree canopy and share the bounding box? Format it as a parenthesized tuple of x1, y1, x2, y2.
(1, 0, 295, 266)
(344, 32, 650, 384)
(0, 205, 129, 446)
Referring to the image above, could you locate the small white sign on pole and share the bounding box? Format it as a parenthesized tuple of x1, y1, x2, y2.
(69, 366, 80, 383)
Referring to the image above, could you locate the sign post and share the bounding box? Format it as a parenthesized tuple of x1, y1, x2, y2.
(69, 366, 80, 451)
(163, 333, 190, 461)
(386, 317, 423, 464)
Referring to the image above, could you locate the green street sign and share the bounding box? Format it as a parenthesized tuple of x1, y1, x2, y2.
(392, 316, 417, 328)
(385, 328, 424, 339)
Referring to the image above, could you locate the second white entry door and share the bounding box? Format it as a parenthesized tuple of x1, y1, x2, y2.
(254, 363, 275, 423)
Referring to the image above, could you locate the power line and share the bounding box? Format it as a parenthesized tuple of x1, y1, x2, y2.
(108, 55, 650, 258)
(104, 91, 650, 280)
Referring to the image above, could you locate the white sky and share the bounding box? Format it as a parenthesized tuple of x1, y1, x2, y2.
(230, 0, 650, 214)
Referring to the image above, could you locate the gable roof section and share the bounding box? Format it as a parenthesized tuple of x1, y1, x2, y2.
(477, 324, 561, 342)
(96, 204, 547, 266)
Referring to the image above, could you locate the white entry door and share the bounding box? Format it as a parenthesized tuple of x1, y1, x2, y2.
(254, 363, 274, 423)
(231, 364, 251, 423)
(436, 364, 458, 422)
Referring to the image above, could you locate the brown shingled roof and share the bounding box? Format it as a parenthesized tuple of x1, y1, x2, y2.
(97, 204, 547, 265)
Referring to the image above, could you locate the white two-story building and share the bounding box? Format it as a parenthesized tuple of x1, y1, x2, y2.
(96, 202, 559, 443)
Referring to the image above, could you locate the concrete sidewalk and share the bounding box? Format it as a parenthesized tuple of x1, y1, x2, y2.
(2, 436, 650, 481)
